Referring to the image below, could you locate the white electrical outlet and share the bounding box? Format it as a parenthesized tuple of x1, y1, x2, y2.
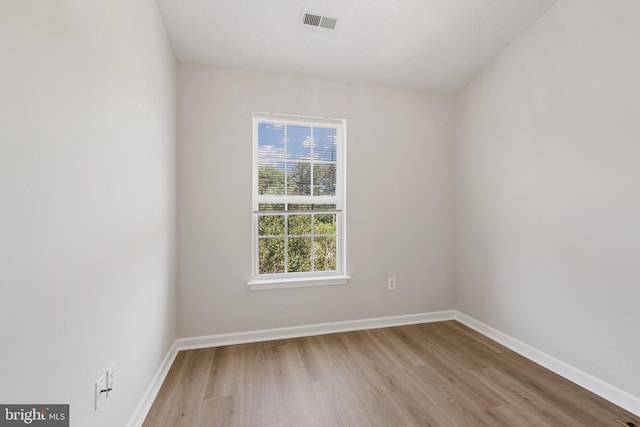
(388, 277, 396, 291)
(106, 365, 115, 398)
(95, 373, 107, 410)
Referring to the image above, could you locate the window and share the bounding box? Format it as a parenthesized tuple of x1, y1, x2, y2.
(250, 112, 348, 289)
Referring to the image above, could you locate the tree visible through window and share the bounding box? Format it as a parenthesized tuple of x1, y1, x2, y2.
(252, 113, 345, 280)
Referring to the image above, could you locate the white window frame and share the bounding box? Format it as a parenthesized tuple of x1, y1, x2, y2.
(248, 112, 349, 290)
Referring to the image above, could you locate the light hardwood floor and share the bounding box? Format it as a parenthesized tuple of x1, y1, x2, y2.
(143, 321, 638, 426)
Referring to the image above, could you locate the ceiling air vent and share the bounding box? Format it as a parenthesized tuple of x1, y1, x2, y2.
(319, 16, 338, 29)
(303, 13, 321, 27)
(302, 11, 339, 30)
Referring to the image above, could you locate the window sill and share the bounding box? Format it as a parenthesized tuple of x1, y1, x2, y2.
(247, 275, 350, 291)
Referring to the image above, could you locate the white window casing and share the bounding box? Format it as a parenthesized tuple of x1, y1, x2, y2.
(249, 112, 349, 289)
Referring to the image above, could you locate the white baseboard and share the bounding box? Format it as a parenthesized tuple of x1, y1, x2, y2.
(175, 310, 456, 350)
(455, 311, 640, 417)
(126, 341, 179, 427)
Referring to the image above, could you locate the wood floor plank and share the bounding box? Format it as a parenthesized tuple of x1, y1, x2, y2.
(204, 345, 240, 400)
(197, 395, 235, 427)
(238, 342, 282, 427)
(478, 403, 556, 427)
(383, 323, 505, 412)
(296, 335, 340, 383)
(269, 340, 325, 426)
(143, 321, 639, 427)
(475, 366, 584, 427)
(364, 327, 426, 369)
(144, 348, 215, 427)
(309, 379, 354, 426)
(405, 363, 492, 427)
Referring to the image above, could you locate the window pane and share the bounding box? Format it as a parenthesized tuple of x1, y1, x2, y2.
(287, 204, 313, 211)
(287, 162, 311, 196)
(258, 215, 285, 236)
(313, 127, 337, 161)
(258, 123, 285, 161)
(286, 204, 336, 212)
(258, 203, 285, 212)
(314, 236, 337, 271)
(288, 237, 312, 272)
(312, 204, 337, 211)
(288, 214, 311, 235)
(314, 214, 336, 235)
(313, 163, 336, 196)
(287, 125, 311, 160)
(259, 238, 285, 274)
(258, 164, 285, 195)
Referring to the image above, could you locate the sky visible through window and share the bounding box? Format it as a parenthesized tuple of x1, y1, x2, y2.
(258, 123, 337, 167)
(257, 122, 337, 198)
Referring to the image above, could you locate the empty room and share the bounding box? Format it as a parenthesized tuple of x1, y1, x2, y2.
(1, 0, 639, 426)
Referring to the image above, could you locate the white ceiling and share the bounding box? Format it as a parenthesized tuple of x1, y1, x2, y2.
(157, 0, 556, 93)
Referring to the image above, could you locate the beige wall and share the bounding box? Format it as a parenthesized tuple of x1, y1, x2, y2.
(0, 1, 176, 426)
(177, 63, 456, 336)
(456, 0, 640, 397)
